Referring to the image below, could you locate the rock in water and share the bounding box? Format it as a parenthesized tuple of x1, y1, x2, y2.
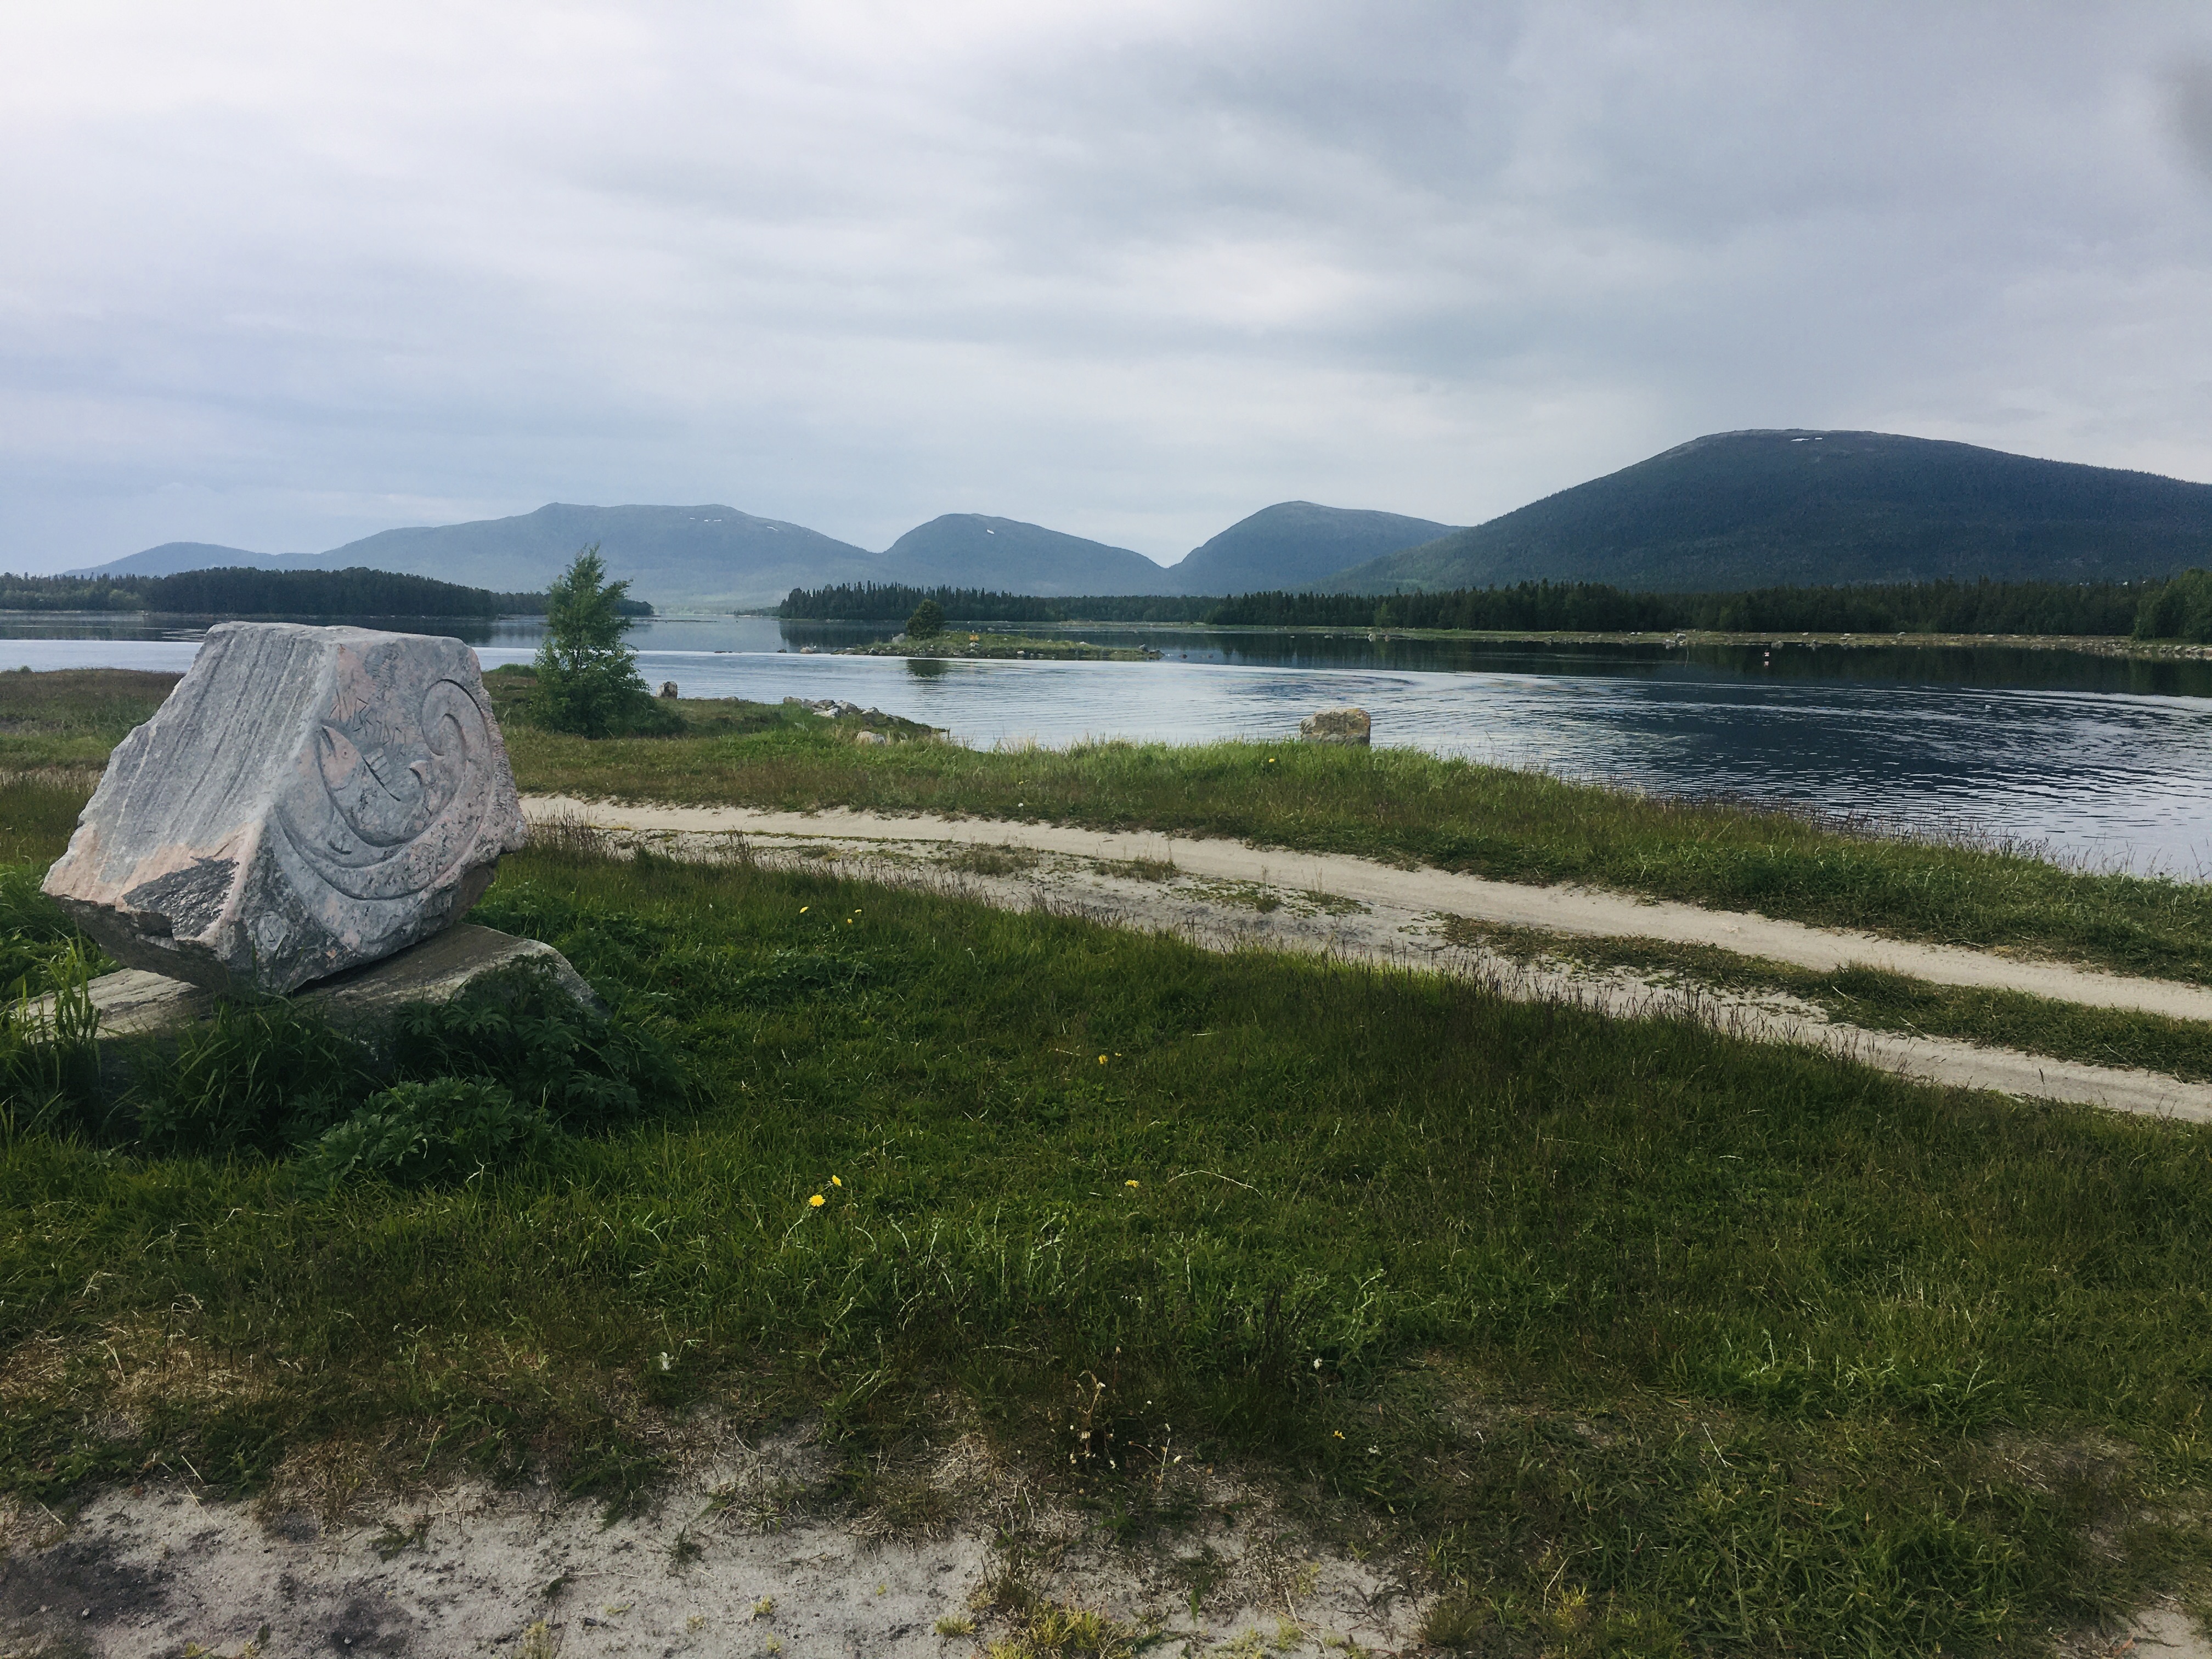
(43, 623, 527, 995)
(1299, 706, 1372, 745)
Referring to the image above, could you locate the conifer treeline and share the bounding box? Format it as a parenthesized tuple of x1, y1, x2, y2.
(0, 567, 653, 617)
(782, 575, 2204, 638)
(778, 584, 1212, 624)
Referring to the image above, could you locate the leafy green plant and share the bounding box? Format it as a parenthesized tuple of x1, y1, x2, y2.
(129, 996, 372, 1157)
(527, 546, 681, 738)
(298, 1078, 554, 1189)
(386, 960, 686, 1133)
(906, 597, 946, 639)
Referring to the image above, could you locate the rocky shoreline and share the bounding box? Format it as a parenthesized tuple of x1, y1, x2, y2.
(836, 630, 1161, 662)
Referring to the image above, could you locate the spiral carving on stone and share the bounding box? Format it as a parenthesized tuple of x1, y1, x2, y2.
(280, 659, 500, 905)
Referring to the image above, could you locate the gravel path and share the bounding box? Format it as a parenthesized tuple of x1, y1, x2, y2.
(523, 797, 2212, 1123)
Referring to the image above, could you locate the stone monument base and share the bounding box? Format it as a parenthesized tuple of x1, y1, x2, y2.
(24, 924, 597, 1092)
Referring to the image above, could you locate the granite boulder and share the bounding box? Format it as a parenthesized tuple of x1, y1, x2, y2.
(43, 623, 527, 995)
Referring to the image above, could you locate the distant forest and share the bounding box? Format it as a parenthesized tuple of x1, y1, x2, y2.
(0, 567, 651, 618)
(779, 584, 1215, 624)
(782, 575, 2212, 640)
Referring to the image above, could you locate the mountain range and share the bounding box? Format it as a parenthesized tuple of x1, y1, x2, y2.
(1328, 430, 2212, 593)
(77, 500, 1457, 608)
(66, 431, 2212, 606)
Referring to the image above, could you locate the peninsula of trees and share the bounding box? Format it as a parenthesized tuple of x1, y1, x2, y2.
(0, 567, 652, 618)
(782, 572, 2212, 641)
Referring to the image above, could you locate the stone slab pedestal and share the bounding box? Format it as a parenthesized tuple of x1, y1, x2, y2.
(23, 925, 596, 1092)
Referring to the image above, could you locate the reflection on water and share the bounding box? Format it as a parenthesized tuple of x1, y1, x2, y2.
(5, 611, 2209, 877)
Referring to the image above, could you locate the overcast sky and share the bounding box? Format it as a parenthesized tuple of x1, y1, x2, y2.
(7, 2, 2212, 570)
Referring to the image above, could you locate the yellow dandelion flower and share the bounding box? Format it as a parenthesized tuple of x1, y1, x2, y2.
(1125, 1180, 1139, 1189)
(832, 1176, 843, 1187)
(800, 906, 809, 914)
(1098, 1054, 1109, 1065)
(808, 1194, 825, 1207)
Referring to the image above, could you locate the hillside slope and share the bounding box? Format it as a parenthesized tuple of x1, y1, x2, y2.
(319, 504, 882, 609)
(880, 515, 1172, 595)
(1328, 430, 2212, 592)
(71, 541, 286, 577)
(77, 507, 883, 610)
(1167, 502, 1460, 593)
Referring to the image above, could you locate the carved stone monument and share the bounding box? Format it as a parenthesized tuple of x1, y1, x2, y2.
(43, 623, 527, 995)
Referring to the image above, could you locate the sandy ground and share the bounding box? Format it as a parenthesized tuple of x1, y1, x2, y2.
(0, 1433, 1419, 1659)
(522, 798, 2212, 1122)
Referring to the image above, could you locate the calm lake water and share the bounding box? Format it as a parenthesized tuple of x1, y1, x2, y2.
(8, 613, 2210, 878)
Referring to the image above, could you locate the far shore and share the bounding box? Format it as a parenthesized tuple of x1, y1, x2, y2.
(771, 615, 2212, 660)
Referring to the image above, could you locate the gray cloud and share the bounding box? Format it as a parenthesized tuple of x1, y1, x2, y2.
(2168, 58, 2212, 178)
(5, 1, 2212, 570)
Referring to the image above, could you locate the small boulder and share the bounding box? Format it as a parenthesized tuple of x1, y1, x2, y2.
(854, 729, 889, 746)
(658, 680, 679, 699)
(1299, 706, 1372, 746)
(44, 623, 526, 995)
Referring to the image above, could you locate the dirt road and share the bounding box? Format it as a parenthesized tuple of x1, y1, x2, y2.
(522, 797, 2212, 1122)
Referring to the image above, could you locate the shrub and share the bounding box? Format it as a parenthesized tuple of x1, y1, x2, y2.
(115, 955, 680, 1164)
(298, 1078, 554, 1189)
(386, 960, 686, 1135)
(905, 597, 945, 639)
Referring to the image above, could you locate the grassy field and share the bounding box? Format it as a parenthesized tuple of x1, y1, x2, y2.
(9, 656, 2212, 1650)
(0, 666, 179, 771)
(8, 817, 2212, 1653)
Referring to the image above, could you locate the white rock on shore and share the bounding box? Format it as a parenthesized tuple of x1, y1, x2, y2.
(1299, 706, 1372, 744)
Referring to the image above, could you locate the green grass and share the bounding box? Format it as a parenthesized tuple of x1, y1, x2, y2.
(1442, 917, 2212, 1084)
(0, 770, 94, 868)
(0, 666, 178, 770)
(496, 710, 2212, 987)
(8, 832, 2212, 1652)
